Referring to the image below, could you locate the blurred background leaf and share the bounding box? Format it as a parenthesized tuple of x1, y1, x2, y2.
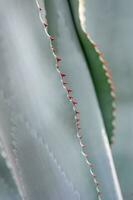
(68, 0, 116, 145)
(82, 0, 133, 199)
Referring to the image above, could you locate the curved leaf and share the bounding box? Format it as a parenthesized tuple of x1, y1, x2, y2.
(67, 0, 116, 144)
(43, 0, 123, 199)
(0, 0, 106, 199)
(81, 1, 133, 198)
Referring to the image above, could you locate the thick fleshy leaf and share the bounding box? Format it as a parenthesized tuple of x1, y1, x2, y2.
(67, 0, 116, 144)
(82, 0, 133, 102)
(0, 156, 21, 200)
(0, 0, 111, 199)
(43, 0, 123, 199)
(81, 0, 133, 199)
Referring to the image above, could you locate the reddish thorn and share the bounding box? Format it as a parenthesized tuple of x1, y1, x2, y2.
(43, 22, 48, 27)
(63, 82, 67, 85)
(68, 96, 73, 100)
(76, 122, 80, 127)
(60, 72, 66, 78)
(56, 57, 62, 62)
(50, 36, 55, 41)
(72, 100, 78, 106)
(76, 110, 80, 115)
(76, 118, 80, 122)
(67, 88, 72, 93)
(56, 64, 60, 68)
(56, 57, 61, 67)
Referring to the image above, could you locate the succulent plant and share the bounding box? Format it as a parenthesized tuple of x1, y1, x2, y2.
(0, 0, 131, 200)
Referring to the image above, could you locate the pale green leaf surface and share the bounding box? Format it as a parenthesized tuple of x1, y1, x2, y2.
(83, 0, 133, 102)
(82, 0, 133, 199)
(44, 0, 123, 199)
(0, 156, 21, 200)
(0, 0, 107, 199)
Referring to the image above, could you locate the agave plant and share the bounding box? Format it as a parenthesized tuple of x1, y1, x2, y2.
(0, 0, 130, 199)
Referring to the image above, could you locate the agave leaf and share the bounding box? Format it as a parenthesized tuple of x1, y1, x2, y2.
(81, 0, 133, 199)
(43, 0, 123, 199)
(0, 156, 21, 200)
(67, 0, 116, 145)
(82, 0, 133, 102)
(0, 0, 109, 199)
(113, 103, 133, 200)
(0, 178, 20, 200)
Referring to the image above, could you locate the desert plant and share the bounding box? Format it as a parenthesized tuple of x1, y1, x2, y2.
(0, 0, 124, 200)
(80, 1, 133, 199)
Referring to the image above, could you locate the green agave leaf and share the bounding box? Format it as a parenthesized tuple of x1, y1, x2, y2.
(0, 0, 114, 199)
(81, 1, 133, 199)
(67, 0, 116, 145)
(82, 0, 133, 102)
(43, 0, 123, 199)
